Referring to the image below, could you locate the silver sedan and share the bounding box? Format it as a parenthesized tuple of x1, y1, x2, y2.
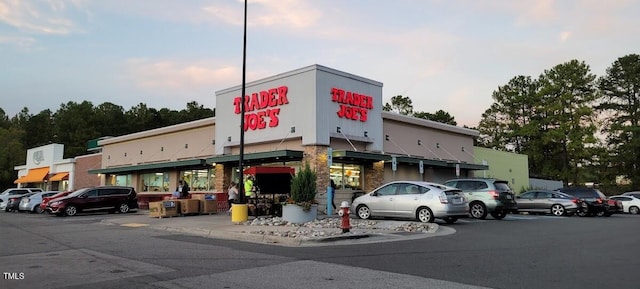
(516, 190, 579, 216)
(351, 181, 468, 224)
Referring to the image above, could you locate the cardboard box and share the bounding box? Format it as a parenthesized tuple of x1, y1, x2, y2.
(178, 199, 200, 215)
(149, 201, 162, 218)
(149, 200, 179, 218)
(199, 199, 218, 214)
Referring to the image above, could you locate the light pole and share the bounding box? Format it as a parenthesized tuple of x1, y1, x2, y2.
(238, 0, 248, 205)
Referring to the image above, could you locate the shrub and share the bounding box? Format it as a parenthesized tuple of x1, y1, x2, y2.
(289, 162, 317, 210)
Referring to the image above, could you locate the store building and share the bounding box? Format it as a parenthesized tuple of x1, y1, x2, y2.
(86, 64, 487, 208)
(13, 143, 102, 192)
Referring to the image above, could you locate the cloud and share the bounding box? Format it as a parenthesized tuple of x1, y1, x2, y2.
(203, 0, 321, 29)
(126, 59, 241, 90)
(0, 0, 80, 34)
(0, 35, 36, 48)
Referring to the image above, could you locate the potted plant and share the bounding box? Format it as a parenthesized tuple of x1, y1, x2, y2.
(282, 162, 318, 223)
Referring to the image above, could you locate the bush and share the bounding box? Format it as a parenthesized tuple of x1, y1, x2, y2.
(289, 162, 317, 210)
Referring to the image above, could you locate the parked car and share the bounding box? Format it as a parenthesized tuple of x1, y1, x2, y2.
(18, 191, 60, 213)
(351, 181, 468, 224)
(40, 191, 73, 213)
(555, 187, 620, 217)
(622, 191, 640, 199)
(5, 192, 38, 212)
(47, 186, 138, 216)
(0, 188, 43, 211)
(609, 195, 640, 215)
(515, 190, 579, 216)
(442, 178, 518, 219)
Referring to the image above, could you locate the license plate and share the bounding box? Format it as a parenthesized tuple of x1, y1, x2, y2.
(505, 195, 512, 200)
(453, 198, 463, 204)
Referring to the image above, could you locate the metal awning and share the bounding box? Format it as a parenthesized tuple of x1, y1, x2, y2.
(88, 159, 206, 174)
(206, 150, 303, 165)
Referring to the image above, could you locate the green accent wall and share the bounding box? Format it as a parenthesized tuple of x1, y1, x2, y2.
(473, 147, 529, 193)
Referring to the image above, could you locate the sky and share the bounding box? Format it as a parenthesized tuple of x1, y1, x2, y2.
(1, 0, 639, 128)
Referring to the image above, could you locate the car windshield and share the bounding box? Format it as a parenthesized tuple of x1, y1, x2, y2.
(68, 188, 91, 197)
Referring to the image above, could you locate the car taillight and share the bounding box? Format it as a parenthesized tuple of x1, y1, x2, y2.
(439, 193, 449, 204)
(572, 198, 579, 204)
(9, 198, 18, 202)
(489, 190, 499, 199)
(596, 198, 603, 204)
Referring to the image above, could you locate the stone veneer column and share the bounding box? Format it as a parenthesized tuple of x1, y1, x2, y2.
(302, 145, 330, 198)
(214, 163, 233, 193)
(363, 160, 385, 192)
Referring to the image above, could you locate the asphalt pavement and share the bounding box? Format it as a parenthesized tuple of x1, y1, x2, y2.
(99, 210, 455, 247)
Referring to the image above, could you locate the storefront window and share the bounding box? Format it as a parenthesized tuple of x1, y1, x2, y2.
(330, 163, 363, 190)
(180, 169, 215, 191)
(140, 172, 170, 192)
(107, 174, 132, 187)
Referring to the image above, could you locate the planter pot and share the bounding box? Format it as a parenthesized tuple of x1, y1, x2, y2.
(282, 204, 317, 224)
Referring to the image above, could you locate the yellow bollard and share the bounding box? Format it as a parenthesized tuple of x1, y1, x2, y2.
(231, 203, 248, 223)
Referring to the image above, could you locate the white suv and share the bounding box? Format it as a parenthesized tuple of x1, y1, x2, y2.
(0, 188, 43, 211)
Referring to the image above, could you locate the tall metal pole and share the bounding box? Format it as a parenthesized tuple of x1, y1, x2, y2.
(238, 0, 247, 204)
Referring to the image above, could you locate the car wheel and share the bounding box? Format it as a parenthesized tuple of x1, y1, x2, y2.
(443, 216, 458, 224)
(550, 204, 565, 216)
(469, 202, 487, 219)
(356, 205, 371, 220)
(577, 204, 589, 217)
(33, 206, 43, 214)
(65, 205, 78, 216)
(118, 203, 130, 214)
(490, 211, 507, 220)
(629, 206, 640, 215)
(416, 207, 434, 223)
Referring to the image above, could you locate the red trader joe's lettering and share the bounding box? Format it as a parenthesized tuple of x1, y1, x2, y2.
(331, 87, 374, 122)
(233, 86, 288, 131)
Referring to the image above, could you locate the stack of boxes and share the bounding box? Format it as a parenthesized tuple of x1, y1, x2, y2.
(148, 194, 218, 218)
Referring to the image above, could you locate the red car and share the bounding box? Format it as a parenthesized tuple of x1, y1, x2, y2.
(40, 191, 72, 212)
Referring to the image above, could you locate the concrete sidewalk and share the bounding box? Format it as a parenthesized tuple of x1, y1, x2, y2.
(100, 210, 456, 247)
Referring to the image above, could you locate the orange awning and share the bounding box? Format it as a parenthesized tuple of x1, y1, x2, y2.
(49, 172, 69, 182)
(14, 167, 49, 184)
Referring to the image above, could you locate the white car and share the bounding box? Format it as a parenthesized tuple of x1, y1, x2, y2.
(351, 181, 468, 224)
(18, 191, 60, 213)
(609, 195, 640, 215)
(0, 188, 43, 211)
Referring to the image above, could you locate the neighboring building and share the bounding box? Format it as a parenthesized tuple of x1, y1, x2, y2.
(31, 64, 487, 208)
(529, 178, 563, 191)
(13, 144, 89, 191)
(473, 146, 529, 193)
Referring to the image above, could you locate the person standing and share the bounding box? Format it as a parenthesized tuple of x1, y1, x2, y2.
(244, 175, 256, 198)
(177, 180, 190, 199)
(227, 181, 239, 214)
(327, 179, 337, 215)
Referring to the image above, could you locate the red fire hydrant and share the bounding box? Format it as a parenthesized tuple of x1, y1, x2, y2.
(338, 201, 351, 233)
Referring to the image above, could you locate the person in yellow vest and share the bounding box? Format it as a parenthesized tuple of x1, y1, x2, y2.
(244, 175, 256, 198)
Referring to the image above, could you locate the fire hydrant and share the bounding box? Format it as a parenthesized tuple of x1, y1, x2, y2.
(337, 201, 351, 233)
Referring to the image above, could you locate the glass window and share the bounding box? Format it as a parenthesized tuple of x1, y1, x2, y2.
(107, 174, 132, 186)
(180, 169, 215, 191)
(536, 192, 552, 199)
(330, 163, 362, 190)
(140, 172, 170, 192)
(375, 184, 399, 196)
(520, 192, 535, 198)
(401, 184, 428, 195)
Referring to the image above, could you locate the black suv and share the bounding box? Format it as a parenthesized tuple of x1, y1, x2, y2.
(47, 186, 138, 216)
(556, 187, 619, 217)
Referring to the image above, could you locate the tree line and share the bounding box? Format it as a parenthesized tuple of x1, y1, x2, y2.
(0, 101, 214, 190)
(381, 54, 640, 193)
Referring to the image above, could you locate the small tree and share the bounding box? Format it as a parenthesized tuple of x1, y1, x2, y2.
(289, 162, 317, 211)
